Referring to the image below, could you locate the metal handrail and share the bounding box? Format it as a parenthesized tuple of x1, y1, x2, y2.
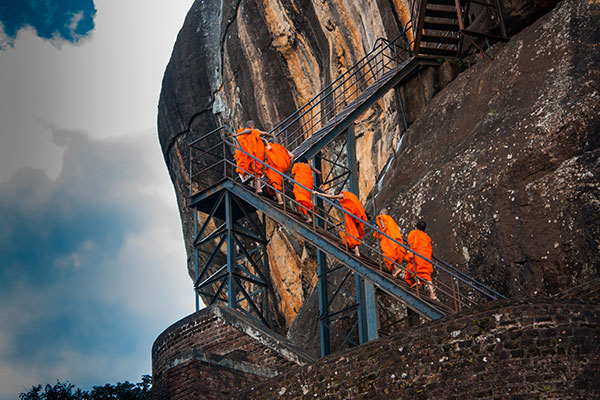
(267, 24, 415, 153)
(189, 127, 504, 313)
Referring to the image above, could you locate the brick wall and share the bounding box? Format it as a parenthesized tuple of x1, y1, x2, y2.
(232, 298, 600, 399)
(150, 305, 314, 399)
(149, 357, 265, 400)
(152, 309, 299, 381)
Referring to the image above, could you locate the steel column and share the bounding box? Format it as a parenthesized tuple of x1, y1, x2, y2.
(317, 248, 331, 356)
(314, 153, 332, 356)
(364, 280, 378, 340)
(225, 191, 237, 309)
(194, 209, 200, 311)
(347, 125, 379, 344)
(346, 126, 359, 194)
(355, 274, 367, 344)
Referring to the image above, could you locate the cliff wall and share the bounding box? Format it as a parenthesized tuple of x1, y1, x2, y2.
(156, 0, 597, 338)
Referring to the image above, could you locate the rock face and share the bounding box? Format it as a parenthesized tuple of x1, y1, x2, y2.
(368, 0, 600, 299)
(156, 0, 596, 340)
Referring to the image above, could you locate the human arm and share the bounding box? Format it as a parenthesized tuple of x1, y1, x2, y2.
(316, 191, 343, 199)
(258, 129, 274, 138)
(232, 128, 251, 137)
(309, 165, 322, 175)
(261, 137, 272, 150)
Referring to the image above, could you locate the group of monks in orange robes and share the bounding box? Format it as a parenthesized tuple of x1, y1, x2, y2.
(233, 120, 295, 200)
(233, 121, 437, 301)
(317, 193, 436, 299)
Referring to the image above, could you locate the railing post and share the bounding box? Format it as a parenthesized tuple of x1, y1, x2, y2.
(452, 277, 459, 313)
(189, 141, 193, 197)
(456, 278, 462, 311)
(378, 235, 383, 273)
(347, 126, 359, 194)
(223, 140, 227, 178)
(495, 0, 508, 39)
(454, 0, 466, 31)
(194, 209, 200, 311)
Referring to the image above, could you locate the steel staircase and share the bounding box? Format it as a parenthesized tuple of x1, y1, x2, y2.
(268, 24, 436, 162)
(188, 129, 504, 353)
(186, 3, 507, 355)
(410, 0, 508, 58)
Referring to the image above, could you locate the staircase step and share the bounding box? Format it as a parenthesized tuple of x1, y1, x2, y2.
(420, 34, 460, 44)
(418, 46, 458, 57)
(425, 8, 458, 19)
(423, 21, 460, 31)
(427, 0, 456, 5)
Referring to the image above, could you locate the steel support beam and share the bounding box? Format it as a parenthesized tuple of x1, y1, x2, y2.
(364, 280, 378, 341)
(347, 126, 359, 194)
(194, 209, 200, 311)
(317, 248, 331, 356)
(314, 153, 332, 356)
(347, 125, 378, 344)
(225, 191, 237, 309)
(190, 186, 272, 327)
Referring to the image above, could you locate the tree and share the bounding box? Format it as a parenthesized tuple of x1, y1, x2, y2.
(19, 375, 151, 400)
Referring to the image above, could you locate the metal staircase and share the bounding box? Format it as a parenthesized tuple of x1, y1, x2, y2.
(186, 3, 507, 356)
(188, 128, 504, 355)
(268, 28, 438, 162)
(410, 0, 507, 57)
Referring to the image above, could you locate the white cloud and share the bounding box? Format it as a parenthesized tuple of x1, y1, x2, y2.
(0, 128, 191, 399)
(0, 0, 194, 181)
(0, 1, 195, 398)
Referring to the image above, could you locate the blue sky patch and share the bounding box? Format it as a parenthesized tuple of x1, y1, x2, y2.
(0, 0, 96, 47)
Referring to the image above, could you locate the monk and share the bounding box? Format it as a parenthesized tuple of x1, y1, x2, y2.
(404, 220, 438, 301)
(233, 120, 272, 193)
(291, 158, 320, 223)
(373, 208, 406, 277)
(264, 137, 294, 205)
(319, 190, 367, 257)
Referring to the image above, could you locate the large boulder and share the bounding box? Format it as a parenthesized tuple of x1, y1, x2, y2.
(156, 0, 595, 336)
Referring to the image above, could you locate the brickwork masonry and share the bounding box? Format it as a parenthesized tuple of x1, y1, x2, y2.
(149, 305, 314, 399)
(232, 298, 600, 399)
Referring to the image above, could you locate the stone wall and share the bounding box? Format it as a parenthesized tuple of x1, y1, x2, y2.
(148, 353, 266, 400)
(150, 305, 314, 399)
(232, 298, 600, 399)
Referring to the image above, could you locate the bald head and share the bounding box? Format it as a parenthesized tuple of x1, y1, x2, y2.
(379, 208, 388, 215)
(245, 120, 255, 129)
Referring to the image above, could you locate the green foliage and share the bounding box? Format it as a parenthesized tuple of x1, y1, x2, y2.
(19, 375, 151, 400)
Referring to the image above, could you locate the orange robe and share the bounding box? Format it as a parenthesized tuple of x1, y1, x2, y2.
(264, 143, 292, 193)
(339, 191, 367, 249)
(373, 215, 406, 272)
(291, 163, 313, 216)
(235, 128, 265, 178)
(404, 229, 433, 286)
(234, 128, 251, 178)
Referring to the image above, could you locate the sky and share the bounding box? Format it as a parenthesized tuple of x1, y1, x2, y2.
(0, 1, 195, 398)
